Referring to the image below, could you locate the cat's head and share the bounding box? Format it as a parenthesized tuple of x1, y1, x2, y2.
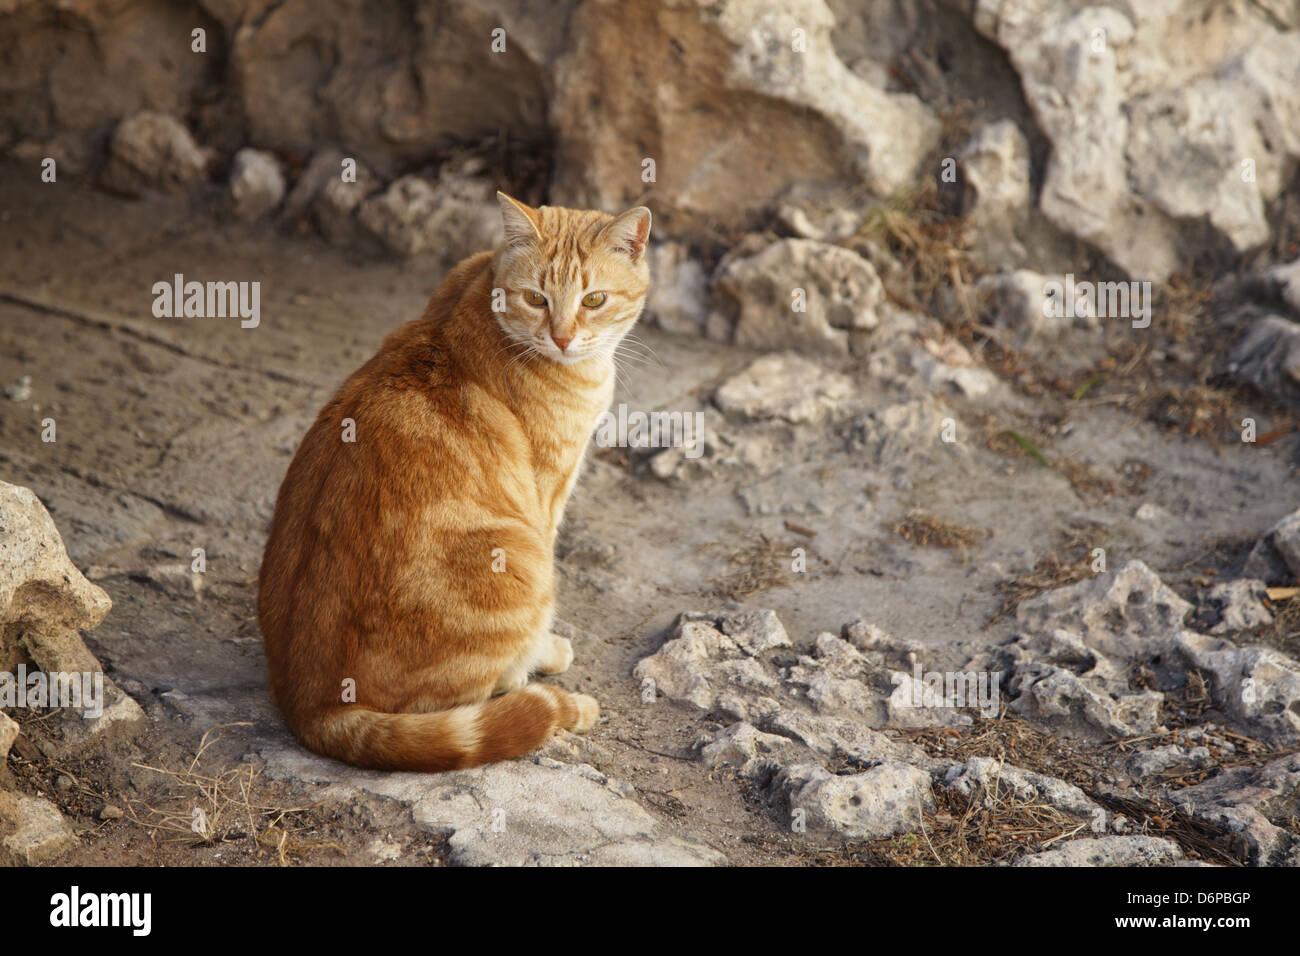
(492, 192, 651, 367)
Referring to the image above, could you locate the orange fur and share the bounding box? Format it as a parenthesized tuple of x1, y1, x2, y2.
(258, 194, 651, 771)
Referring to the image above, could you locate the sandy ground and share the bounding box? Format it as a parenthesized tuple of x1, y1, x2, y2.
(1, 161, 1297, 865)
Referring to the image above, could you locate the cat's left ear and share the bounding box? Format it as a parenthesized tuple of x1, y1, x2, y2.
(602, 206, 652, 263)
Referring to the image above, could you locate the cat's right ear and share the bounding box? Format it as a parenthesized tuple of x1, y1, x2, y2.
(497, 191, 542, 249)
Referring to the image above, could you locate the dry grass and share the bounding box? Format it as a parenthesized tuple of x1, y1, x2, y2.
(124, 723, 342, 865)
(987, 525, 1103, 624)
(706, 530, 804, 600)
(894, 510, 985, 550)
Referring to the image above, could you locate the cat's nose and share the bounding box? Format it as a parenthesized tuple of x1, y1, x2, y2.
(552, 334, 573, 352)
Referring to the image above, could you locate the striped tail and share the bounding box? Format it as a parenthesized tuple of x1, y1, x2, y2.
(295, 684, 599, 772)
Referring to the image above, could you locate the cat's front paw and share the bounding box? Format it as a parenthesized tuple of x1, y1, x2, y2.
(493, 668, 530, 695)
(537, 634, 574, 675)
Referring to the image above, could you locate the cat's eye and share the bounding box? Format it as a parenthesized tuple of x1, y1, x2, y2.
(581, 291, 608, 308)
(524, 290, 548, 308)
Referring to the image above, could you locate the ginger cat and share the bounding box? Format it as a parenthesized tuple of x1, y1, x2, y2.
(258, 192, 651, 772)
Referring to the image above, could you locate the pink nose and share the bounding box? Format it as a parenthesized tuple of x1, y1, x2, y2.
(552, 335, 573, 352)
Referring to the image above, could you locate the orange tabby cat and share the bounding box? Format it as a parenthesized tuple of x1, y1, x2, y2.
(258, 192, 651, 771)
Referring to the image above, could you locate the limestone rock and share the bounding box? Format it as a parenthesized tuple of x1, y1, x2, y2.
(101, 111, 213, 196)
(712, 240, 883, 353)
(1014, 836, 1183, 867)
(228, 147, 285, 221)
(1176, 631, 1300, 741)
(1015, 559, 1193, 659)
(775, 762, 934, 839)
(0, 791, 77, 866)
(1227, 315, 1300, 406)
(1242, 507, 1300, 585)
(714, 353, 854, 423)
(357, 174, 501, 261)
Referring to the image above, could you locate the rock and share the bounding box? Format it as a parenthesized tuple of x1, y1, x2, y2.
(100, 111, 213, 196)
(4, 376, 32, 402)
(1169, 752, 1300, 863)
(762, 708, 909, 766)
(310, 156, 381, 244)
(1126, 744, 1213, 781)
(775, 203, 863, 243)
(712, 240, 883, 353)
(1175, 631, 1300, 741)
(633, 612, 788, 712)
(227, 148, 285, 221)
(0, 711, 17, 762)
(909, 350, 999, 398)
(551, 0, 939, 234)
(959, 120, 1031, 268)
(1014, 836, 1183, 867)
(1205, 578, 1273, 635)
(1227, 315, 1300, 405)
(260, 742, 724, 866)
(976, 2, 1300, 280)
(1243, 507, 1300, 585)
(714, 353, 854, 423)
(844, 397, 959, 474)
(1016, 560, 1193, 659)
(976, 270, 1102, 362)
(0, 791, 77, 865)
(1262, 256, 1300, 315)
(697, 722, 801, 775)
(942, 757, 1101, 819)
(357, 174, 501, 261)
(775, 762, 934, 839)
(135, 563, 205, 601)
(0, 481, 145, 752)
(1010, 659, 1164, 739)
(282, 148, 347, 221)
(711, 609, 792, 656)
(885, 669, 976, 728)
(645, 242, 709, 335)
(98, 804, 124, 821)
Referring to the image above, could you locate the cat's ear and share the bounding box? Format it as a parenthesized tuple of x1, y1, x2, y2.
(602, 206, 652, 263)
(497, 191, 542, 248)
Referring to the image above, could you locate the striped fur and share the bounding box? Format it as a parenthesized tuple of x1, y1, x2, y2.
(258, 195, 651, 772)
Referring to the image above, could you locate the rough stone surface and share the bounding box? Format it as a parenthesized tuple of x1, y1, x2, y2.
(959, 120, 1031, 268)
(714, 353, 854, 423)
(0, 481, 145, 751)
(646, 241, 709, 335)
(1227, 315, 1300, 405)
(260, 743, 724, 866)
(551, 0, 939, 233)
(1016, 560, 1193, 659)
(1169, 752, 1300, 863)
(713, 240, 883, 353)
(1243, 507, 1300, 585)
(0, 790, 77, 865)
(100, 111, 212, 196)
(975, 1, 1300, 280)
(357, 174, 501, 262)
(775, 761, 934, 839)
(1176, 631, 1300, 742)
(1014, 836, 1184, 868)
(228, 148, 285, 222)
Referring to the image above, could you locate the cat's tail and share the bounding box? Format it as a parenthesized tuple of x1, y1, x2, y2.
(296, 684, 600, 772)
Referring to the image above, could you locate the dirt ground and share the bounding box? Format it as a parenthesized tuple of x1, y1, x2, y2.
(1, 160, 1297, 866)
